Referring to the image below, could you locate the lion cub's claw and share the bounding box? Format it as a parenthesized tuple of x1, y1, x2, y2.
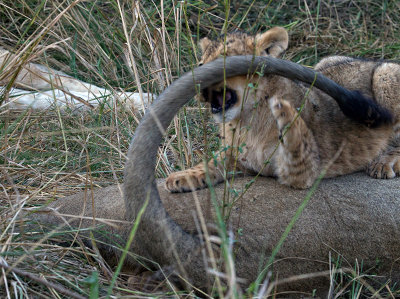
(367, 155, 400, 179)
(269, 97, 296, 128)
(165, 170, 208, 193)
(269, 97, 298, 140)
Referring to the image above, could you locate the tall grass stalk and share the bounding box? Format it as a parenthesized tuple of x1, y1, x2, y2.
(1, 0, 400, 297)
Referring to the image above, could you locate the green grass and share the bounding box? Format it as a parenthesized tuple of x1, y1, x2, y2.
(1, 0, 400, 297)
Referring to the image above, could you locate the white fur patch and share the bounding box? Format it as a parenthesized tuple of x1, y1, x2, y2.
(0, 48, 153, 112)
(212, 104, 241, 123)
(2, 86, 153, 111)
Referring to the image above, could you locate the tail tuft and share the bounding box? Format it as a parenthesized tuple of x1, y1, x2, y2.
(337, 90, 393, 128)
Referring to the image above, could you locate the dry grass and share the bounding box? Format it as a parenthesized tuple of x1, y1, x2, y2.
(1, 0, 400, 297)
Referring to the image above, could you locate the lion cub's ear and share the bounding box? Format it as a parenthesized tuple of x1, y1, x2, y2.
(253, 27, 289, 57)
(199, 37, 212, 53)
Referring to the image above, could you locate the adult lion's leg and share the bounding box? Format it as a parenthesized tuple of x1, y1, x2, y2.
(369, 62, 400, 179)
(269, 97, 320, 189)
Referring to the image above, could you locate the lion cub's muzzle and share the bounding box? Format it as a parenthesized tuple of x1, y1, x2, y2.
(201, 87, 238, 114)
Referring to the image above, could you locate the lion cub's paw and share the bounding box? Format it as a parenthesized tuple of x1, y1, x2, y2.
(367, 155, 400, 179)
(269, 97, 297, 136)
(269, 97, 297, 129)
(165, 169, 208, 192)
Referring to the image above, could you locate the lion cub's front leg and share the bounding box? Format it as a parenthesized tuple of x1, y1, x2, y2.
(269, 97, 320, 189)
(165, 159, 225, 193)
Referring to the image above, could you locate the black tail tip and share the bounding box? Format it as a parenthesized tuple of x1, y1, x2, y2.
(339, 90, 394, 128)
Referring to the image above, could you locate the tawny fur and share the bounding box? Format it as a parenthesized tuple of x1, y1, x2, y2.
(30, 53, 400, 293)
(166, 27, 399, 192)
(0, 48, 89, 91)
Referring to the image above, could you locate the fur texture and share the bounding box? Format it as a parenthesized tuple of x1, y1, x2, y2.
(30, 54, 400, 293)
(166, 27, 399, 192)
(0, 48, 152, 110)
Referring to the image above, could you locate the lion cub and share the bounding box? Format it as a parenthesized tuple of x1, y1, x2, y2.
(166, 27, 400, 192)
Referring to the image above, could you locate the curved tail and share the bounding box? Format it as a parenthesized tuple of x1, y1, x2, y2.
(124, 55, 392, 288)
(252, 56, 393, 128)
(329, 89, 393, 127)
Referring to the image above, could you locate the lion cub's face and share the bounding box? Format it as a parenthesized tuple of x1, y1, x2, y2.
(198, 27, 288, 123)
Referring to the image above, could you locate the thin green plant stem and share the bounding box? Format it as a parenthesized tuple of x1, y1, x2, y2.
(221, 0, 230, 218)
(252, 140, 346, 295)
(237, 0, 256, 28)
(253, 167, 327, 293)
(314, 0, 321, 63)
(232, 73, 318, 213)
(249, 0, 274, 33)
(16, 0, 47, 47)
(204, 163, 239, 299)
(105, 195, 150, 297)
(175, 2, 185, 170)
(21, 71, 71, 201)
